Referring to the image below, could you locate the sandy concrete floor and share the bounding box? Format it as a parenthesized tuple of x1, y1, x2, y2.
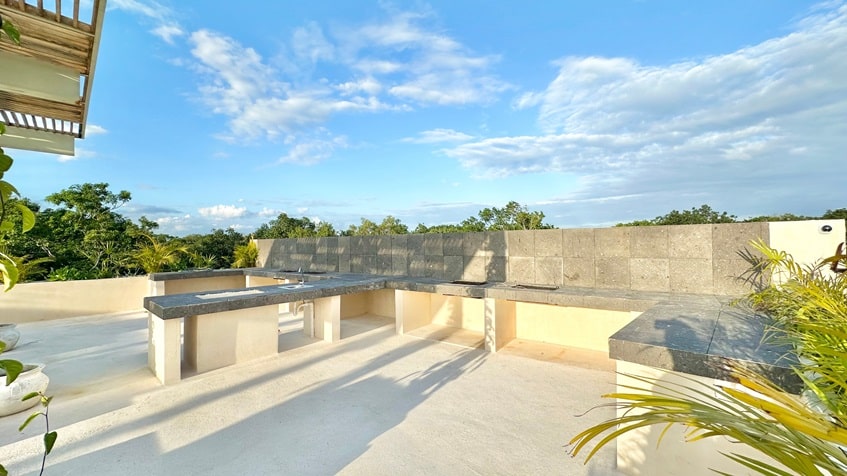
(0, 311, 620, 475)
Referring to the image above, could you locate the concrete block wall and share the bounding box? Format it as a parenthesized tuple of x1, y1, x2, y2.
(255, 220, 844, 296)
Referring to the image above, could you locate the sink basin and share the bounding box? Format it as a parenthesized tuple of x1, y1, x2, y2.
(450, 280, 487, 285)
(280, 284, 314, 290)
(196, 289, 264, 300)
(510, 284, 559, 291)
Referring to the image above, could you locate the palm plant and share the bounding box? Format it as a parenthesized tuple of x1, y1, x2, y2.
(569, 241, 847, 475)
(187, 250, 216, 269)
(134, 235, 187, 274)
(0, 250, 52, 282)
(232, 240, 258, 268)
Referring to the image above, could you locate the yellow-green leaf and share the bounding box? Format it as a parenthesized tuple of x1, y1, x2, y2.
(15, 201, 35, 232)
(0, 258, 19, 292)
(18, 411, 41, 432)
(0, 359, 23, 385)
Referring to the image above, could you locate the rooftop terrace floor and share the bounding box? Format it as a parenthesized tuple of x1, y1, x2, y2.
(0, 311, 619, 475)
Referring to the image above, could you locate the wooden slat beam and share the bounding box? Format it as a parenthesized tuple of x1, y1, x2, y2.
(0, 91, 83, 123)
(0, 2, 93, 33)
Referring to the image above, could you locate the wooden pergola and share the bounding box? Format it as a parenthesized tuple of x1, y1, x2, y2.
(0, 0, 107, 155)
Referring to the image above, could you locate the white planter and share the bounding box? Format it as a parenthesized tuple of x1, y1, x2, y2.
(0, 364, 49, 417)
(0, 323, 20, 351)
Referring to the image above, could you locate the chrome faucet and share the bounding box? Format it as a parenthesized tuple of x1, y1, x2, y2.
(298, 267, 304, 285)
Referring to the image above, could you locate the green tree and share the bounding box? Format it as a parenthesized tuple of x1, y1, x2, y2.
(822, 208, 847, 221)
(254, 212, 316, 238)
(414, 223, 465, 234)
(474, 201, 552, 231)
(45, 183, 131, 222)
(617, 204, 737, 226)
(26, 183, 140, 277)
(346, 218, 378, 236)
(181, 228, 246, 269)
(413, 203, 550, 234)
(346, 216, 409, 235)
(744, 213, 812, 222)
(314, 221, 337, 237)
(137, 216, 160, 233)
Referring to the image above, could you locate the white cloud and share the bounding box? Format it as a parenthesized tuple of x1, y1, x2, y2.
(403, 128, 474, 144)
(352, 59, 403, 74)
(189, 30, 394, 141)
(152, 24, 184, 44)
(183, 8, 509, 142)
(155, 214, 191, 225)
(292, 22, 335, 63)
(444, 2, 847, 198)
(342, 10, 510, 105)
(278, 134, 348, 165)
(335, 77, 382, 96)
(112, 0, 182, 44)
(190, 30, 277, 117)
(84, 124, 108, 136)
(258, 207, 277, 217)
(111, 0, 169, 21)
(198, 204, 248, 219)
(56, 147, 95, 163)
(154, 214, 192, 233)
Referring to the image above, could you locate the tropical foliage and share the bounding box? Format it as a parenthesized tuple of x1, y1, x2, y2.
(232, 240, 258, 268)
(134, 235, 188, 273)
(569, 243, 847, 475)
(0, 164, 35, 291)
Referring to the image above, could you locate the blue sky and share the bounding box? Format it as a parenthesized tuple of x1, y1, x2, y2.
(10, 0, 847, 235)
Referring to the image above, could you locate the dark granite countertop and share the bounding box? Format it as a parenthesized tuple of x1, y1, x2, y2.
(144, 276, 386, 319)
(610, 301, 800, 392)
(145, 268, 798, 389)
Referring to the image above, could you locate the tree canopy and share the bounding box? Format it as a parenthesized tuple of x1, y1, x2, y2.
(1, 180, 843, 283)
(617, 205, 737, 226)
(345, 216, 409, 236)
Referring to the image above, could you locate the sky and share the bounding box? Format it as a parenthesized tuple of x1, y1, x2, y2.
(9, 0, 847, 236)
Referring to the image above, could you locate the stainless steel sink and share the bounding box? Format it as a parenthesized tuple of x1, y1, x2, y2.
(280, 284, 314, 290)
(510, 283, 558, 291)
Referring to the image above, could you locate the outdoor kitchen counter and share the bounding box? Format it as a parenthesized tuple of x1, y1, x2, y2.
(143, 275, 386, 319)
(145, 269, 797, 390)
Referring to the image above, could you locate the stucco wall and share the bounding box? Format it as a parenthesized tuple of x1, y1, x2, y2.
(256, 220, 845, 296)
(0, 276, 148, 323)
